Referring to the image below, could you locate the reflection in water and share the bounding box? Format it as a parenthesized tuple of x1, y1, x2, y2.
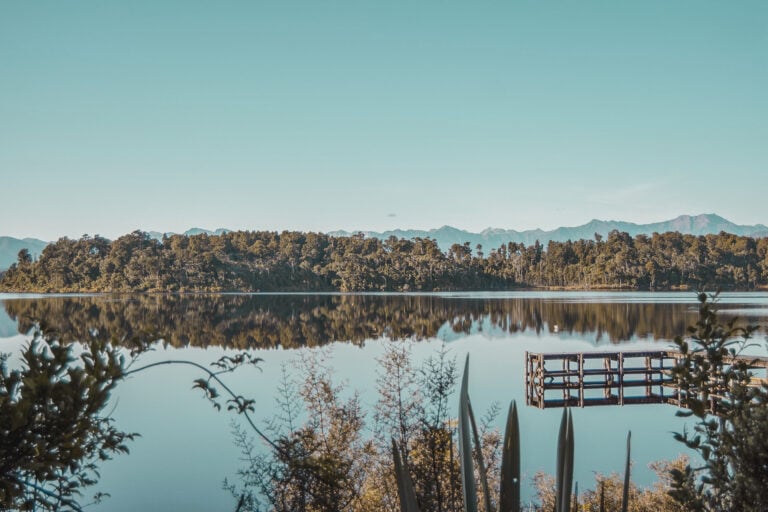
(4, 293, 767, 349)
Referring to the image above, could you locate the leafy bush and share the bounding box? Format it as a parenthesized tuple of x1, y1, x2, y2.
(668, 292, 768, 511)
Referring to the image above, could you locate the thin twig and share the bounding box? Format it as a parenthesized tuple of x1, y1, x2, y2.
(124, 360, 279, 453)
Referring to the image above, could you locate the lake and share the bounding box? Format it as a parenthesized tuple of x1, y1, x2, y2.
(2, 291, 767, 511)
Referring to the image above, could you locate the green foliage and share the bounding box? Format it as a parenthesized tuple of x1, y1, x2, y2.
(668, 292, 768, 511)
(0, 325, 264, 511)
(0, 329, 137, 511)
(534, 457, 687, 512)
(226, 350, 375, 512)
(228, 342, 472, 512)
(394, 358, 637, 512)
(3, 230, 767, 293)
(405, 344, 464, 512)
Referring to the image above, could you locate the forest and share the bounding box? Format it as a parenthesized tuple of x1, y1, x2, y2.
(1, 229, 767, 293)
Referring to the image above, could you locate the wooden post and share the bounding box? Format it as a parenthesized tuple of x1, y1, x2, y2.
(538, 353, 545, 409)
(603, 355, 611, 399)
(618, 353, 624, 406)
(659, 353, 664, 400)
(579, 353, 584, 407)
(645, 356, 652, 398)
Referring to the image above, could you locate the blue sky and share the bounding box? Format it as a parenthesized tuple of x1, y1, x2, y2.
(1, 1, 766, 240)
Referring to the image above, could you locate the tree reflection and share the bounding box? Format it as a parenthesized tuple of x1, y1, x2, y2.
(5, 294, 764, 349)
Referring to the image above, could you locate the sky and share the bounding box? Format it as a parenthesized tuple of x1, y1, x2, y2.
(1, 1, 766, 241)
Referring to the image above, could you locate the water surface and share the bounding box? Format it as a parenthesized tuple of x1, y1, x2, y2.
(2, 292, 767, 511)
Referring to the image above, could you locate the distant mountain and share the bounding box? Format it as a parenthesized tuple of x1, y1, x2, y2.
(330, 214, 768, 252)
(0, 237, 48, 271)
(146, 227, 230, 241)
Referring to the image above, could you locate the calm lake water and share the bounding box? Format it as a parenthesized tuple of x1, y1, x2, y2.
(2, 292, 768, 511)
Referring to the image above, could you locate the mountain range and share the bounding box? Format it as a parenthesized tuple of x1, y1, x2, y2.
(145, 228, 231, 240)
(330, 214, 768, 252)
(0, 237, 48, 272)
(1, 214, 767, 271)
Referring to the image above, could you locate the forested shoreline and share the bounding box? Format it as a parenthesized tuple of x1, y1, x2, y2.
(1, 229, 767, 293)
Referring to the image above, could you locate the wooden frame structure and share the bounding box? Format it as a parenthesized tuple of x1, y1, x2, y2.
(525, 350, 768, 411)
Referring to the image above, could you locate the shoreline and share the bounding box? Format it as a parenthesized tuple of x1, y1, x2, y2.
(2, 286, 768, 296)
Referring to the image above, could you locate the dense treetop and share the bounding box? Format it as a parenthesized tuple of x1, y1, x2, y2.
(1, 229, 767, 293)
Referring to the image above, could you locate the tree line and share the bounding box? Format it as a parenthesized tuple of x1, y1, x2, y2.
(1, 229, 767, 292)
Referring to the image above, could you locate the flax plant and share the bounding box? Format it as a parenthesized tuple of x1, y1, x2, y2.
(392, 355, 632, 512)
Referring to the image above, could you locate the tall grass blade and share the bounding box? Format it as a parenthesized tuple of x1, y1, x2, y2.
(555, 408, 574, 512)
(621, 431, 631, 512)
(573, 482, 578, 511)
(555, 408, 567, 512)
(467, 399, 493, 512)
(499, 401, 520, 512)
(458, 355, 478, 512)
(564, 410, 574, 512)
(392, 438, 420, 512)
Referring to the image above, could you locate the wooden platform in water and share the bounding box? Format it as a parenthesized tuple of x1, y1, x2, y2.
(525, 350, 768, 411)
